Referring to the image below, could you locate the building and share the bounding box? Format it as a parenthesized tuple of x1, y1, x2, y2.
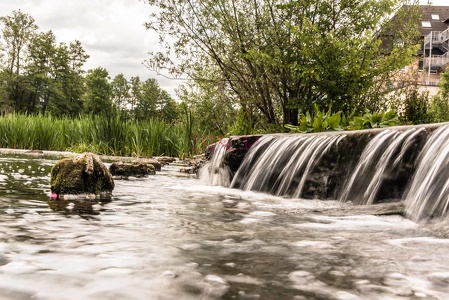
(418, 5, 449, 96)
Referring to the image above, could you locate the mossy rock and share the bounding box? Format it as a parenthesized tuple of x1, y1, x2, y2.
(50, 153, 114, 196)
(109, 161, 156, 178)
(145, 159, 162, 171)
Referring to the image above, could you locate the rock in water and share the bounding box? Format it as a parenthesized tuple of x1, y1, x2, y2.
(109, 161, 156, 178)
(50, 153, 114, 197)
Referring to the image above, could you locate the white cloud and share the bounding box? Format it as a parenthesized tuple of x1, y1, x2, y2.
(0, 0, 180, 98)
(0, 0, 447, 99)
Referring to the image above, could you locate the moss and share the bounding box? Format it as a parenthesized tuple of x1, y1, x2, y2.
(109, 161, 156, 177)
(50, 153, 114, 195)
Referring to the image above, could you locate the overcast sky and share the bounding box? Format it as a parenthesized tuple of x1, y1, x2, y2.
(0, 0, 180, 97)
(0, 0, 447, 99)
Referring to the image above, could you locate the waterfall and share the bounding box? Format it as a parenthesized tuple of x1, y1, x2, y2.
(405, 125, 449, 221)
(230, 134, 345, 198)
(200, 124, 449, 221)
(339, 128, 426, 205)
(199, 138, 231, 186)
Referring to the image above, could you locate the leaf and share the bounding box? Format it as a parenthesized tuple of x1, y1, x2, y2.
(327, 112, 342, 130)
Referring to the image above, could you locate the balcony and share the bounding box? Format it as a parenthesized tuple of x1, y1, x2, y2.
(423, 52, 449, 69)
(424, 28, 449, 47)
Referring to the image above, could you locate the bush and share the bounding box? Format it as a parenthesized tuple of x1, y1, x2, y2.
(285, 105, 400, 133)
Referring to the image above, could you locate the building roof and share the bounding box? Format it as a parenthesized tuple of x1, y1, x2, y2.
(418, 5, 449, 36)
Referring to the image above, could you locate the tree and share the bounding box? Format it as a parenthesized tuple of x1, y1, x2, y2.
(0, 10, 38, 111)
(145, 0, 420, 127)
(129, 76, 141, 112)
(82, 67, 113, 115)
(111, 73, 130, 110)
(25, 30, 57, 113)
(428, 69, 449, 122)
(0, 11, 88, 115)
(178, 67, 238, 136)
(134, 78, 159, 120)
(158, 89, 180, 123)
(128, 76, 178, 121)
(24, 35, 88, 116)
(46, 41, 87, 116)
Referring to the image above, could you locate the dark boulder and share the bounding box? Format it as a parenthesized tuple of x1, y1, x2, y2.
(109, 161, 156, 178)
(223, 135, 261, 174)
(50, 153, 114, 197)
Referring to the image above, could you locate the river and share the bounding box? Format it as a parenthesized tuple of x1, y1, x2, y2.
(1, 155, 449, 299)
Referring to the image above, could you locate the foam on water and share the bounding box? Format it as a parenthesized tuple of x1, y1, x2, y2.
(1, 155, 449, 299)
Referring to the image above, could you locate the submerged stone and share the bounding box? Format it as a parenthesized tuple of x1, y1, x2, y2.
(50, 153, 114, 197)
(109, 161, 156, 178)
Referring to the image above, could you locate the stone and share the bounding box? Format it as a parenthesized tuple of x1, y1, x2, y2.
(156, 156, 176, 165)
(205, 143, 216, 160)
(109, 161, 156, 178)
(50, 152, 114, 197)
(145, 158, 162, 171)
(180, 155, 206, 175)
(223, 135, 261, 174)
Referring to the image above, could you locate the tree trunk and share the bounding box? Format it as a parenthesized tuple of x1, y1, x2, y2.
(284, 107, 298, 125)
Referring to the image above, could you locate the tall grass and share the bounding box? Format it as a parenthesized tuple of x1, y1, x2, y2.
(0, 113, 197, 157)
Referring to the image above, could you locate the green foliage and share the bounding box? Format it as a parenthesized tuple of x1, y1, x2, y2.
(146, 0, 421, 125)
(227, 108, 253, 136)
(400, 91, 432, 125)
(0, 11, 89, 115)
(0, 113, 196, 157)
(285, 104, 342, 133)
(439, 68, 449, 97)
(428, 96, 449, 123)
(348, 110, 399, 130)
(285, 106, 399, 133)
(416, 69, 449, 123)
(427, 70, 449, 123)
(177, 66, 237, 137)
(173, 103, 194, 159)
(0, 11, 173, 123)
(82, 67, 113, 115)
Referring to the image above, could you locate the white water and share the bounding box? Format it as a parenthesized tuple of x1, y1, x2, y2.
(202, 125, 449, 222)
(2, 154, 449, 299)
(340, 128, 425, 205)
(199, 138, 231, 186)
(230, 134, 345, 197)
(405, 125, 449, 221)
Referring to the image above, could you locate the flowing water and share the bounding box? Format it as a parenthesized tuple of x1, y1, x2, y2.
(340, 128, 426, 205)
(405, 125, 449, 221)
(199, 138, 231, 187)
(231, 135, 345, 198)
(2, 154, 449, 299)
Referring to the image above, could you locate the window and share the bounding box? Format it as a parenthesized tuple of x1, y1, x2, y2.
(422, 21, 431, 27)
(431, 14, 440, 20)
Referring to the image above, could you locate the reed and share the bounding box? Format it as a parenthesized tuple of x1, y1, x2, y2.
(0, 113, 198, 157)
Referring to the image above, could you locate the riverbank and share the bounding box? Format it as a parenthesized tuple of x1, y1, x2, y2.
(0, 147, 176, 163)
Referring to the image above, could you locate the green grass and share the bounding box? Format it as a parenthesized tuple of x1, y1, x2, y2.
(0, 113, 196, 157)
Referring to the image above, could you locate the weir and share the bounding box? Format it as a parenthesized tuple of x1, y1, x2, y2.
(201, 123, 449, 222)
